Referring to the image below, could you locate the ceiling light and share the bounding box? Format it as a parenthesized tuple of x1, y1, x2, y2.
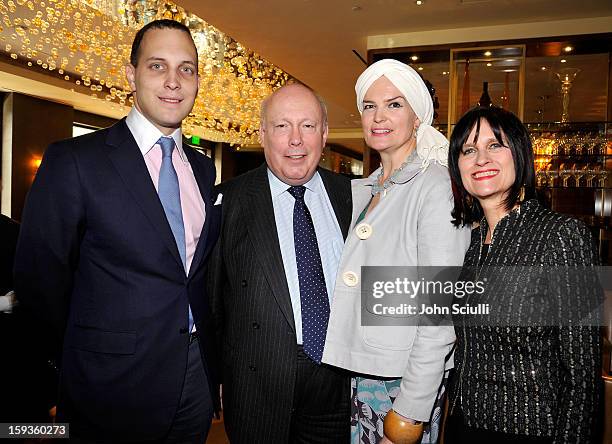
(410, 55, 419, 61)
(505, 59, 515, 62)
(442, 71, 448, 75)
(0, 0, 292, 146)
(415, 0, 424, 5)
(563, 46, 573, 52)
(503, 69, 517, 72)
(540, 66, 547, 71)
(486, 63, 492, 67)
(484, 51, 492, 57)
(418, 66, 424, 71)
(560, 59, 567, 63)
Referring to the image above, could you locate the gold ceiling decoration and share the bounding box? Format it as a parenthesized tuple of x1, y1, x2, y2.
(0, 0, 291, 144)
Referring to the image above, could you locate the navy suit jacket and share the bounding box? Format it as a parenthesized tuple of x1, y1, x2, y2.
(14, 118, 221, 441)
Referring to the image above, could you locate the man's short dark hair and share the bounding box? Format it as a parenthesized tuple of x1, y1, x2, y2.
(130, 19, 197, 67)
(448, 106, 536, 227)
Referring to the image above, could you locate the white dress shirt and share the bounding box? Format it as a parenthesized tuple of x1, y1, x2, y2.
(268, 169, 344, 344)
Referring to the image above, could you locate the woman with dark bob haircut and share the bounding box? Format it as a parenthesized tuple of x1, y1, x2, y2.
(444, 106, 602, 443)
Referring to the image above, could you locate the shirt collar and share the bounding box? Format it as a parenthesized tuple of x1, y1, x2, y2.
(125, 107, 187, 162)
(267, 168, 323, 198)
(362, 148, 422, 187)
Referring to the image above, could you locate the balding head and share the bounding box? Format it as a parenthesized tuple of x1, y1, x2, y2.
(260, 83, 328, 129)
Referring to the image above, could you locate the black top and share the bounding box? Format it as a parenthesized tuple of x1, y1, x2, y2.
(0, 215, 19, 295)
(449, 199, 602, 443)
(477, 243, 489, 267)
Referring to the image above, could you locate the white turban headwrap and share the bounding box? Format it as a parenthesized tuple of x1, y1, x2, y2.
(355, 59, 448, 169)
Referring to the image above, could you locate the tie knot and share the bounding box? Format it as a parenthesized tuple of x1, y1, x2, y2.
(158, 137, 174, 158)
(288, 185, 306, 201)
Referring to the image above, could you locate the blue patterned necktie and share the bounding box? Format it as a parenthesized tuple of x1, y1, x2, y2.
(288, 185, 330, 364)
(157, 136, 193, 331)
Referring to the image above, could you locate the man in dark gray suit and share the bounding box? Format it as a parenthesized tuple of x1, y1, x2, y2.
(209, 83, 352, 443)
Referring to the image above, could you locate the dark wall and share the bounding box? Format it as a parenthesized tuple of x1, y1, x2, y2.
(3, 93, 73, 221)
(74, 110, 117, 129)
(221, 146, 265, 182)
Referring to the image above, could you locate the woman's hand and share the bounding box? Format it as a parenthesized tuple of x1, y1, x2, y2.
(380, 435, 394, 444)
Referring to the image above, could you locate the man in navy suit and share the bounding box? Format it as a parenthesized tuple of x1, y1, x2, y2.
(14, 19, 220, 443)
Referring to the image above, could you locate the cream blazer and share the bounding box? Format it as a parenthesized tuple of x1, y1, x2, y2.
(322, 154, 471, 421)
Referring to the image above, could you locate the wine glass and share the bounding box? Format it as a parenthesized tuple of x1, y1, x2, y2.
(534, 136, 542, 156)
(557, 139, 568, 156)
(592, 136, 605, 155)
(570, 133, 580, 156)
(585, 164, 599, 188)
(586, 136, 596, 155)
(597, 170, 608, 188)
(559, 163, 572, 188)
(550, 136, 559, 156)
(536, 171, 543, 186)
(584, 132, 597, 156)
(573, 164, 588, 187)
(547, 168, 558, 188)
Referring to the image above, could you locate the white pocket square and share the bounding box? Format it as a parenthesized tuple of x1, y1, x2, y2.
(214, 193, 223, 205)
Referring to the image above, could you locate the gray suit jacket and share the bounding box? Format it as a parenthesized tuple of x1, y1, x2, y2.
(208, 164, 352, 443)
(323, 153, 471, 421)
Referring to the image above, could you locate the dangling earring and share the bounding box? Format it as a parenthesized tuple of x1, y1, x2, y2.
(518, 185, 525, 203)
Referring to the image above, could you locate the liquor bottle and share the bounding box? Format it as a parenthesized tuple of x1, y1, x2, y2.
(478, 81, 493, 107)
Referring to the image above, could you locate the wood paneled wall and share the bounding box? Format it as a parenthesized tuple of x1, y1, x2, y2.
(2, 93, 73, 221)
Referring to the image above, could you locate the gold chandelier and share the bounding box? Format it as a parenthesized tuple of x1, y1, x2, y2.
(0, 0, 291, 144)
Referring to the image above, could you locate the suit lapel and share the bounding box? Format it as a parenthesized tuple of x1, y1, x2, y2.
(105, 120, 184, 270)
(184, 147, 214, 279)
(319, 168, 352, 239)
(244, 165, 296, 332)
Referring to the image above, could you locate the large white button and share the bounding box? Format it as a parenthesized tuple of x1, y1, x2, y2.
(343, 271, 359, 287)
(355, 222, 373, 240)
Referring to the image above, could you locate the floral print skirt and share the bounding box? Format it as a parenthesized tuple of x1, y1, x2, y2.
(350, 373, 447, 444)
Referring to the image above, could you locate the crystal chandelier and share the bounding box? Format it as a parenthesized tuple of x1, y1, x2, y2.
(0, 0, 291, 144)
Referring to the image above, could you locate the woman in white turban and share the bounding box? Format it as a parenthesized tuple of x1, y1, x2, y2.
(322, 59, 471, 443)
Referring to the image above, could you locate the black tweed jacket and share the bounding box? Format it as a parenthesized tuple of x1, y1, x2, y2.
(448, 199, 602, 443)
